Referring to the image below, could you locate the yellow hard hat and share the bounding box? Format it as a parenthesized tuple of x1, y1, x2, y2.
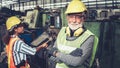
(65, 0, 87, 14)
(6, 16, 21, 30)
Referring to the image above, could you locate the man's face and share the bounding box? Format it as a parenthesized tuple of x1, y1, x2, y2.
(67, 13, 85, 30)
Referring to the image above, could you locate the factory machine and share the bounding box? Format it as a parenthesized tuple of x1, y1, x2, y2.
(19, 7, 62, 68)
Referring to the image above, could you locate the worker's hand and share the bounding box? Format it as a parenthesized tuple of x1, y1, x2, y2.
(70, 48, 83, 56)
(36, 43, 48, 51)
(40, 42, 48, 48)
(47, 47, 58, 57)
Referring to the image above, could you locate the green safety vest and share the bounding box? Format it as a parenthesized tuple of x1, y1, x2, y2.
(56, 27, 99, 68)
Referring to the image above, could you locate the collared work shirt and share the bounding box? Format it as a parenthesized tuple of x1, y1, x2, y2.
(13, 40, 36, 65)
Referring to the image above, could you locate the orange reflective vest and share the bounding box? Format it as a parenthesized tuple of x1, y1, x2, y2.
(6, 37, 30, 68)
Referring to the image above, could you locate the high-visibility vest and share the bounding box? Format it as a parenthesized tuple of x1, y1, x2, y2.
(6, 37, 30, 68)
(56, 27, 99, 68)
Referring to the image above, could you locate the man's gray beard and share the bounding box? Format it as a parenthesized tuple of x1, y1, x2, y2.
(68, 23, 83, 30)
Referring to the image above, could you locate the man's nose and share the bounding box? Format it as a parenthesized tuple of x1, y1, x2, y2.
(72, 16, 77, 23)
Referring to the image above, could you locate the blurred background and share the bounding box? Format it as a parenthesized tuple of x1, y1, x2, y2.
(0, 0, 120, 68)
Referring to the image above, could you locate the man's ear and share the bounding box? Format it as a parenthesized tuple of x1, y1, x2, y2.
(81, 16, 85, 22)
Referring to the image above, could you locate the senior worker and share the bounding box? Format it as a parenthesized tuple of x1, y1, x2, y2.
(47, 0, 99, 68)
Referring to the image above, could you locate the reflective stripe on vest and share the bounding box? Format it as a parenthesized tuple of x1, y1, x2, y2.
(56, 27, 98, 68)
(90, 36, 98, 67)
(6, 38, 19, 68)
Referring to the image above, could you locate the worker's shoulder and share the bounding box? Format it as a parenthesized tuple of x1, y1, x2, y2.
(61, 27, 67, 30)
(85, 29, 95, 35)
(59, 27, 67, 32)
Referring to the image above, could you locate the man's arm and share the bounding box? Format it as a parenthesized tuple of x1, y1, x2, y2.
(52, 36, 94, 66)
